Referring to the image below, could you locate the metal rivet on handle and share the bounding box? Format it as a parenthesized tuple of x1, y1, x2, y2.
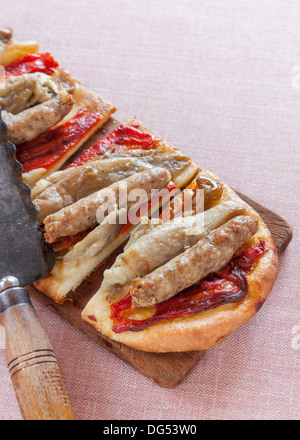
(0, 276, 20, 293)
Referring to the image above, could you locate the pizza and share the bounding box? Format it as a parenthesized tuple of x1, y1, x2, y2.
(1, 28, 278, 353)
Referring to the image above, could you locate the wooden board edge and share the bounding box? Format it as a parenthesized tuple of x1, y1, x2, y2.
(236, 191, 293, 254)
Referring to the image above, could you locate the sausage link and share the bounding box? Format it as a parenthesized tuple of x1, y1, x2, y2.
(130, 215, 258, 307)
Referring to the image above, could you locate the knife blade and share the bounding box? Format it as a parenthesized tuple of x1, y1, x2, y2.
(0, 111, 74, 420)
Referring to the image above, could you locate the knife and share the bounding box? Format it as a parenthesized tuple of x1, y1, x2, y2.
(0, 112, 74, 420)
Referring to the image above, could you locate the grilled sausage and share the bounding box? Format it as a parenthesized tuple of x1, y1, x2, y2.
(130, 215, 258, 308)
(43, 167, 171, 243)
(102, 200, 246, 290)
(32, 149, 194, 224)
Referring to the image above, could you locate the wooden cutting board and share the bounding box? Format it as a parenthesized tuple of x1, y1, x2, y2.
(27, 118, 293, 388)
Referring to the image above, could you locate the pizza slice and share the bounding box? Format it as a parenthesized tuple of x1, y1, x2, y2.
(31, 118, 198, 223)
(82, 169, 278, 352)
(0, 29, 116, 187)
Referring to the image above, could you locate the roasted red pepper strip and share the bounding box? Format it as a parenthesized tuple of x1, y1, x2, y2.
(117, 181, 179, 237)
(111, 240, 268, 333)
(4, 52, 59, 78)
(16, 110, 103, 173)
(50, 228, 93, 256)
(68, 124, 158, 168)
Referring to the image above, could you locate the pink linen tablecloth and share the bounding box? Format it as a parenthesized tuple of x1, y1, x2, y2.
(0, 0, 299, 420)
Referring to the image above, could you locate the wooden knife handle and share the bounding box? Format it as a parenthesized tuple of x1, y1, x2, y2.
(0, 286, 74, 420)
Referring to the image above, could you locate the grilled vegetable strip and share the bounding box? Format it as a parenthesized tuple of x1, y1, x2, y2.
(2, 88, 74, 144)
(98, 146, 197, 189)
(0, 72, 59, 114)
(43, 167, 171, 243)
(102, 200, 246, 291)
(32, 149, 195, 224)
(35, 218, 123, 300)
(33, 157, 150, 223)
(130, 215, 258, 308)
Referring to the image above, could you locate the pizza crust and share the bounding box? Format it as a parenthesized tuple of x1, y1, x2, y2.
(34, 224, 131, 304)
(81, 170, 278, 352)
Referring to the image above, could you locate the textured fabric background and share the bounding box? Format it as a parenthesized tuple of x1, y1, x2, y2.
(0, 0, 299, 420)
